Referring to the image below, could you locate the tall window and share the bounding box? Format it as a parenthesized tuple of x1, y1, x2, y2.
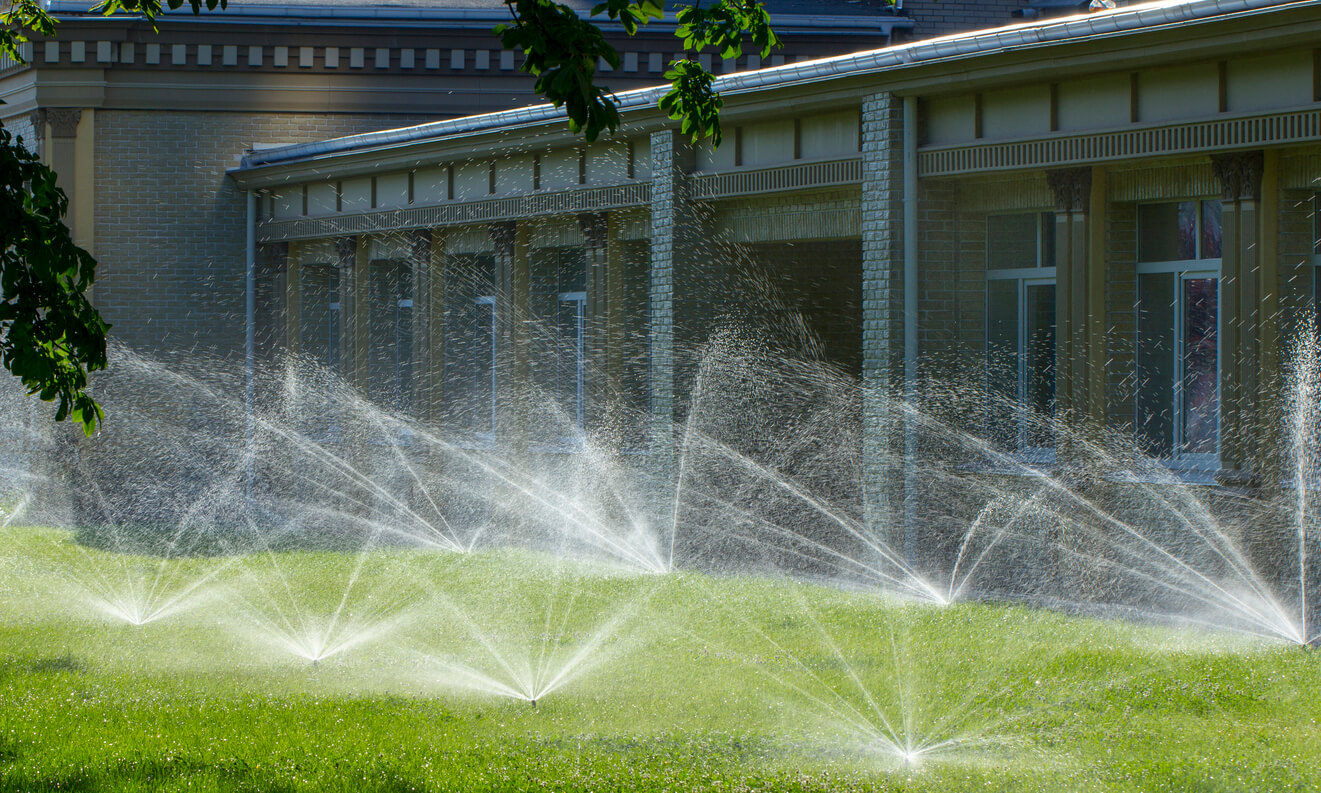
(299, 263, 340, 372)
(531, 247, 587, 438)
(367, 260, 414, 413)
(1136, 199, 1222, 463)
(985, 212, 1057, 455)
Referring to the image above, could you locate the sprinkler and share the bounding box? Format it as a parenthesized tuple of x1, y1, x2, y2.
(529, 698, 537, 709)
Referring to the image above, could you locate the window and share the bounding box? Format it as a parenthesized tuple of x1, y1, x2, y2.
(473, 295, 497, 441)
(1135, 200, 1222, 464)
(299, 263, 339, 372)
(367, 260, 414, 413)
(297, 262, 342, 439)
(985, 212, 1056, 456)
(531, 247, 587, 441)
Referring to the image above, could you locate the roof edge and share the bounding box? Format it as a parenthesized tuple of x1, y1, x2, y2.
(236, 0, 1312, 172)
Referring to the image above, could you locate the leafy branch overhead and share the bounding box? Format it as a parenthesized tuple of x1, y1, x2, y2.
(498, 0, 781, 146)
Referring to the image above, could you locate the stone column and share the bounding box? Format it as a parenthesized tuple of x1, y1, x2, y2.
(1211, 150, 1264, 480)
(647, 129, 694, 533)
(1047, 167, 1092, 425)
(860, 92, 904, 550)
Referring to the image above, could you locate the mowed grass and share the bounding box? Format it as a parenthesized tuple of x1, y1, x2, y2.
(0, 525, 1318, 792)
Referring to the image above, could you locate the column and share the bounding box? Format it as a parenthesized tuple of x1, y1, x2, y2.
(1047, 166, 1092, 424)
(334, 236, 363, 388)
(284, 242, 302, 356)
(647, 129, 694, 531)
(580, 212, 611, 426)
(860, 92, 904, 549)
(1211, 151, 1265, 479)
(41, 108, 95, 256)
(491, 221, 530, 450)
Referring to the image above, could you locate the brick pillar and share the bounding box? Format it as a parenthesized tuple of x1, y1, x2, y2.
(647, 129, 694, 534)
(860, 92, 904, 549)
(1212, 151, 1264, 480)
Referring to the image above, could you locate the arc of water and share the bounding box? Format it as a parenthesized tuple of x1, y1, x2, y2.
(901, 402, 1301, 641)
(693, 433, 945, 603)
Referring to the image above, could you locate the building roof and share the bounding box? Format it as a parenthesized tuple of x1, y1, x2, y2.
(237, 0, 1307, 176)
(46, 0, 909, 26)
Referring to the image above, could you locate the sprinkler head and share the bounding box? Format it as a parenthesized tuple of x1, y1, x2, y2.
(529, 698, 537, 709)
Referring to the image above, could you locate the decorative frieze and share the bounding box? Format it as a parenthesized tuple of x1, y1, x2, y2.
(921, 108, 1321, 176)
(257, 183, 650, 243)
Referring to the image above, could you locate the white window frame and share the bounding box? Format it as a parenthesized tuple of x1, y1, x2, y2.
(1136, 199, 1223, 470)
(985, 211, 1057, 463)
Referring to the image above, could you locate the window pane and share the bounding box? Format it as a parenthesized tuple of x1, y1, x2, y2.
(1039, 212, 1057, 269)
(1181, 277, 1218, 456)
(1025, 283, 1056, 449)
(1137, 273, 1175, 456)
(299, 264, 338, 372)
(1200, 200, 1222, 259)
(368, 260, 410, 411)
(986, 278, 1019, 447)
(987, 214, 1039, 270)
(1138, 202, 1197, 262)
(557, 296, 585, 429)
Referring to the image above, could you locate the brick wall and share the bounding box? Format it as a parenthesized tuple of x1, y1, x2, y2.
(93, 110, 435, 360)
(2, 113, 38, 155)
(903, 0, 1023, 39)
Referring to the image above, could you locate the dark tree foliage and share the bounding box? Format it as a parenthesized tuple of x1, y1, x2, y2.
(0, 0, 777, 432)
(0, 125, 109, 435)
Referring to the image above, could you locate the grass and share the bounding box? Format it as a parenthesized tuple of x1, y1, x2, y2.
(0, 524, 1318, 792)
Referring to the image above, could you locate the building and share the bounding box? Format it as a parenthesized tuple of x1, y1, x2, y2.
(229, 0, 1321, 558)
(0, 0, 1021, 361)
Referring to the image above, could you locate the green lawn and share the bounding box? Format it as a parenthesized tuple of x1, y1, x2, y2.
(0, 524, 1317, 792)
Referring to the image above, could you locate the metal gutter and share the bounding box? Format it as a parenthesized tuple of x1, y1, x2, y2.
(235, 0, 1312, 173)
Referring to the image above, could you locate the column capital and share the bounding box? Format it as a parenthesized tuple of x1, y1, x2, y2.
(26, 111, 46, 146)
(333, 236, 356, 265)
(578, 212, 608, 249)
(1047, 167, 1092, 213)
(488, 221, 516, 255)
(1210, 150, 1264, 202)
(45, 108, 82, 138)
